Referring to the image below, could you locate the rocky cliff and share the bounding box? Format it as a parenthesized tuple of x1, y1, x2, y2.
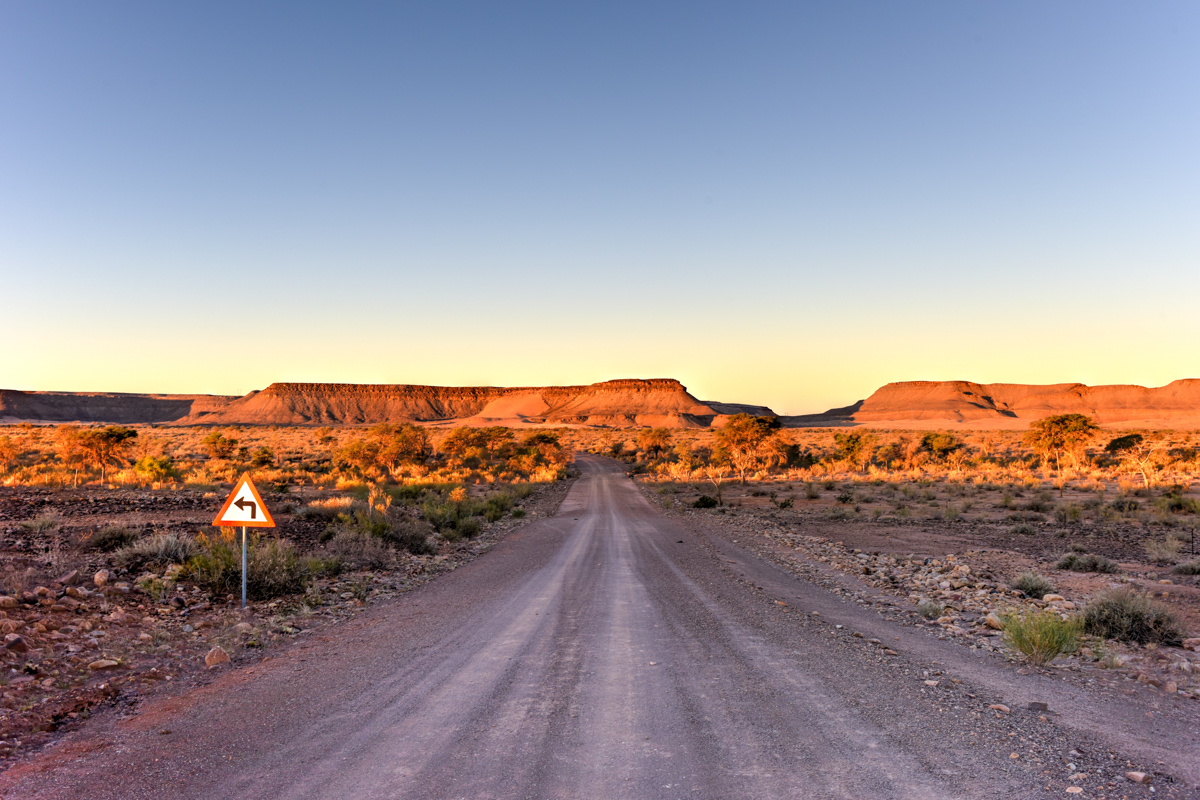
(785, 380, 1200, 429)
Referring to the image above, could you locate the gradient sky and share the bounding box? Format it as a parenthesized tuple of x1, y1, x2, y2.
(2, 2, 1198, 415)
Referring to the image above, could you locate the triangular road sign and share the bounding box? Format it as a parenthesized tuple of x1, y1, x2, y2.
(213, 473, 276, 528)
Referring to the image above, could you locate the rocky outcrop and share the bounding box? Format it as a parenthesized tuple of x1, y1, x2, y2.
(785, 380, 1200, 429)
(0, 380, 727, 428)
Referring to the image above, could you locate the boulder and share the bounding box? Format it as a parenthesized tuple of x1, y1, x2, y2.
(205, 646, 231, 668)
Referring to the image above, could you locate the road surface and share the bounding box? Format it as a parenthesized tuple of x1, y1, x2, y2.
(3, 456, 1196, 799)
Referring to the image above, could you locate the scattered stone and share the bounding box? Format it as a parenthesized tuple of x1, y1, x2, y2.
(988, 703, 1010, 714)
(56, 569, 82, 586)
(0, 596, 16, 609)
(1125, 771, 1150, 784)
(1183, 638, 1200, 652)
(984, 612, 1004, 630)
(234, 622, 254, 634)
(205, 646, 231, 668)
(1027, 701, 1049, 712)
(87, 659, 120, 671)
(1042, 593, 1065, 603)
(923, 680, 939, 687)
(1165, 681, 1178, 694)
(93, 569, 111, 588)
(4, 634, 30, 653)
(1066, 787, 1082, 794)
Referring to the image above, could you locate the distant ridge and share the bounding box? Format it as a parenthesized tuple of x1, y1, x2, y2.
(0, 380, 762, 429)
(785, 380, 1200, 430)
(4, 379, 1198, 429)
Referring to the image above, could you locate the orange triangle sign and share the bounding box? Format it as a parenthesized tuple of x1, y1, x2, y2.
(213, 473, 276, 528)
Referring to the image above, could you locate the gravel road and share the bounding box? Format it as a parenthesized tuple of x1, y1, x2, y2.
(2, 456, 1195, 799)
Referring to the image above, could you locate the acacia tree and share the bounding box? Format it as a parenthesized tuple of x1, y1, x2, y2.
(637, 428, 673, 461)
(79, 426, 138, 482)
(833, 431, 877, 472)
(1024, 414, 1099, 477)
(0, 436, 19, 474)
(715, 414, 780, 483)
(1106, 433, 1166, 489)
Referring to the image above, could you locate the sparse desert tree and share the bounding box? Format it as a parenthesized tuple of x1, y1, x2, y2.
(702, 464, 730, 505)
(78, 426, 138, 482)
(637, 427, 673, 461)
(377, 423, 432, 469)
(1106, 433, 1166, 489)
(715, 414, 780, 483)
(0, 435, 20, 473)
(1024, 414, 1099, 476)
(202, 431, 239, 460)
(920, 432, 959, 463)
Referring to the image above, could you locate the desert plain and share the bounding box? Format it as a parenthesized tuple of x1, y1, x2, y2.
(0, 378, 1198, 798)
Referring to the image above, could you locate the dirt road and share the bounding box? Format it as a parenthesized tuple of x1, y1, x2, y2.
(3, 456, 1196, 799)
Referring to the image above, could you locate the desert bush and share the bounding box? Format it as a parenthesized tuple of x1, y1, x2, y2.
(298, 496, 357, 520)
(693, 495, 719, 509)
(89, 525, 138, 552)
(804, 483, 820, 500)
(1145, 534, 1185, 564)
(1054, 504, 1082, 525)
(19, 516, 61, 533)
(186, 534, 317, 600)
(482, 493, 514, 521)
(1010, 523, 1037, 535)
(1109, 497, 1140, 513)
(512, 509, 526, 519)
(116, 534, 200, 570)
(326, 530, 391, 570)
(1002, 609, 1080, 665)
(917, 600, 944, 619)
(383, 519, 436, 555)
(1011, 572, 1054, 599)
(1082, 588, 1184, 644)
(1055, 553, 1119, 573)
(1155, 491, 1200, 515)
(1173, 560, 1200, 575)
(835, 490, 854, 505)
(1025, 497, 1055, 514)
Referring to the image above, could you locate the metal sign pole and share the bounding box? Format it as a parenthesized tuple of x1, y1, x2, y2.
(242, 525, 248, 609)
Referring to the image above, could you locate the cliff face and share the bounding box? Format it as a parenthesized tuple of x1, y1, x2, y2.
(785, 380, 1200, 429)
(0, 390, 236, 424)
(0, 380, 723, 428)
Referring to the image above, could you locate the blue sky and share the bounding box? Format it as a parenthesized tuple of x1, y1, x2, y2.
(2, 2, 1197, 414)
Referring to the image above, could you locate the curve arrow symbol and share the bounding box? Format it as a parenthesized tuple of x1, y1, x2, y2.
(234, 497, 258, 519)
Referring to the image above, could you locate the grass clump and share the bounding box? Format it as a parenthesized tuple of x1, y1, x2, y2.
(1174, 560, 1200, 575)
(19, 516, 60, 533)
(1082, 588, 1185, 644)
(1011, 572, 1054, 599)
(1010, 523, 1037, 536)
(692, 495, 719, 509)
(1055, 553, 1119, 573)
(115, 534, 200, 570)
(89, 525, 138, 552)
(1002, 609, 1081, 666)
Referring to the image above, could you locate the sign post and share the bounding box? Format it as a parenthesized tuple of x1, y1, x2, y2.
(212, 473, 276, 608)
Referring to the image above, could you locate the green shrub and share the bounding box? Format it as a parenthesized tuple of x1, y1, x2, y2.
(90, 525, 138, 552)
(693, 495, 719, 509)
(185, 534, 311, 600)
(835, 490, 854, 505)
(1110, 497, 1140, 513)
(512, 509, 526, 519)
(917, 600, 944, 620)
(1002, 609, 1080, 665)
(455, 517, 480, 538)
(116, 534, 199, 570)
(1054, 504, 1082, 525)
(1055, 553, 1119, 573)
(1011, 572, 1054, 599)
(1082, 588, 1185, 644)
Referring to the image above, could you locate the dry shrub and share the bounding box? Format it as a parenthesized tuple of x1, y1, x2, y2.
(1055, 553, 1119, 573)
(1011, 572, 1054, 599)
(89, 525, 138, 552)
(116, 533, 199, 570)
(186, 533, 316, 600)
(1082, 588, 1185, 644)
(326, 530, 391, 570)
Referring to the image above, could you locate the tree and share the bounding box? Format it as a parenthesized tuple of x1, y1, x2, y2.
(202, 431, 239, 460)
(714, 414, 780, 483)
(920, 432, 959, 462)
(0, 436, 19, 473)
(378, 424, 432, 469)
(55, 425, 89, 487)
(637, 428, 673, 461)
(78, 426, 138, 482)
(833, 431, 876, 472)
(1024, 414, 1099, 477)
(1106, 433, 1165, 489)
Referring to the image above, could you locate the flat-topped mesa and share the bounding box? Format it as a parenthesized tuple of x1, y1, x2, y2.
(849, 379, 1200, 427)
(188, 378, 718, 427)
